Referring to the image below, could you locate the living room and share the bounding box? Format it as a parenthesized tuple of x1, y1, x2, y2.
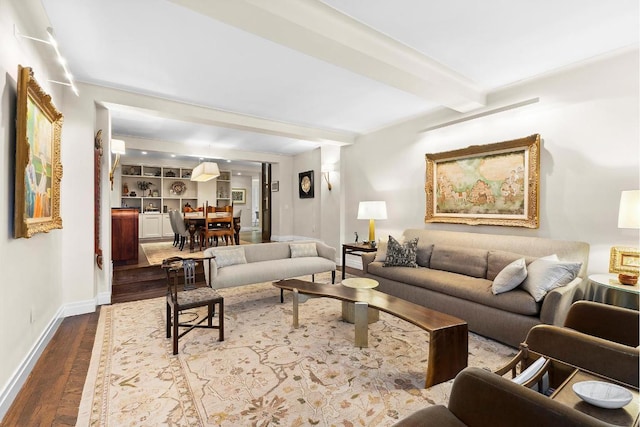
(0, 0, 638, 425)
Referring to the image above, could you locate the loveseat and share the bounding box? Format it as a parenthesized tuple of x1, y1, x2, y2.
(361, 229, 589, 347)
(203, 241, 336, 295)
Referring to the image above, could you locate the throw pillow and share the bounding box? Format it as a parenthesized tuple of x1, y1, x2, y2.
(492, 258, 528, 295)
(520, 257, 582, 302)
(290, 242, 318, 258)
(373, 239, 388, 262)
(214, 247, 247, 268)
(384, 236, 419, 268)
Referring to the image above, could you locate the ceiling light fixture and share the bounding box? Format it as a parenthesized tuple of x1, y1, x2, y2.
(14, 25, 79, 96)
(191, 162, 220, 182)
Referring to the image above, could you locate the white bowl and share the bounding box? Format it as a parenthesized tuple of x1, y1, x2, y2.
(572, 381, 633, 409)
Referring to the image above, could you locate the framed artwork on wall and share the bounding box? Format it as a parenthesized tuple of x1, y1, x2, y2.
(232, 188, 246, 204)
(425, 134, 540, 228)
(298, 170, 314, 198)
(14, 65, 64, 238)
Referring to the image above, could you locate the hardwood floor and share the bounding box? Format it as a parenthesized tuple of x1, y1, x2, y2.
(2, 233, 355, 425)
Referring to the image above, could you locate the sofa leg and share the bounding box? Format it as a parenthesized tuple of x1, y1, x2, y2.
(311, 274, 315, 282)
(280, 288, 284, 303)
(332, 270, 336, 284)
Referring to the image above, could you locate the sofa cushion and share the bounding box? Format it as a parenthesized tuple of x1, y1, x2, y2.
(492, 258, 528, 295)
(368, 262, 539, 316)
(213, 247, 247, 268)
(213, 258, 335, 288)
(430, 245, 488, 278)
(384, 236, 418, 268)
(521, 258, 582, 302)
(290, 242, 318, 258)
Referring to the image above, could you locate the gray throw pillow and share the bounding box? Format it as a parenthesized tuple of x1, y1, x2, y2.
(384, 236, 419, 268)
(520, 257, 582, 302)
(214, 247, 247, 268)
(492, 258, 527, 295)
(290, 242, 318, 258)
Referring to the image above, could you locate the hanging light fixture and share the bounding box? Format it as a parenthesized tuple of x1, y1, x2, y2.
(191, 162, 220, 182)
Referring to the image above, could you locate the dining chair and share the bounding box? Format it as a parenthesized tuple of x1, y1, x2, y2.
(170, 210, 191, 251)
(162, 256, 224, 355)
(168, 209, 180, 247)
(201, 206, 234, 249)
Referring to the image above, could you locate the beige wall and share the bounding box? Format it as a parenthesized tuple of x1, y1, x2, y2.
(342, 48, 639, 273)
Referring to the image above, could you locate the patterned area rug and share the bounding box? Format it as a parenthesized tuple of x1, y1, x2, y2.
(142, 240, 252, 265)
(78, 273, 516, 426)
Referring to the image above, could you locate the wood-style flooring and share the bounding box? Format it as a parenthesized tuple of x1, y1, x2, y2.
(1, 232, 355, 426)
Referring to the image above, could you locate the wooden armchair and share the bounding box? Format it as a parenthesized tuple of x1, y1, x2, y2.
(201, 205, 234, 250)
(162, 256, 224, 355)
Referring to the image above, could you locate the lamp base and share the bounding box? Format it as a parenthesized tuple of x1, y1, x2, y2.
(618, 274, 638, 286)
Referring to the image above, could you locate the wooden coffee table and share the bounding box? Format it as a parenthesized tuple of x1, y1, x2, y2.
(274, 278, 468, 388)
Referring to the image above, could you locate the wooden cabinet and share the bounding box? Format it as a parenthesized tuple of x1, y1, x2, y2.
(112, 208, 139, 264)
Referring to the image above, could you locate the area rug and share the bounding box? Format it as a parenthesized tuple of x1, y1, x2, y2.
(78, 273, 516, 426)
(142, 240, 252, 265)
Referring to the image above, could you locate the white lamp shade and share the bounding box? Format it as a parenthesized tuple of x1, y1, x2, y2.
(357, 201, 387, 220)
(618, 190, 640, 229)
(111, 139, 126, 154)
(191, 162, 220, 182)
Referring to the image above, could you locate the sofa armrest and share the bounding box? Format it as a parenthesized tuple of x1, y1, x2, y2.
(202, 249, 219, 286)
(361, 252, 376, 274)
(564, 301, 639, 347)
(315, 241, 337, 264)
(539, 277, 582, 326)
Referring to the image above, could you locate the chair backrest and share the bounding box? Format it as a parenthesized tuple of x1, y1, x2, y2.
(525, 324, 639, 387)
(168, 209, 178, 233)
(564, 301, 639, 347)
(171, 210, 188, 234)
(447, 367, 609, 427)
(162, 256, 215, 301)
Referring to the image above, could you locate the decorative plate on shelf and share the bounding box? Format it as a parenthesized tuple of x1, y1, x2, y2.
(171, 181, 187, 195)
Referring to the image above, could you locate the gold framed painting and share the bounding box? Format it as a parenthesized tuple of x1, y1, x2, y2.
(425, 134, 540, 228)
(14, 66, 64, 238)
(609, 246, 640, 276)
(231, 188, 246, 204)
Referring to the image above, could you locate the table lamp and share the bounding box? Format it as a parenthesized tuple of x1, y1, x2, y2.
(610, 190, 640, 285)
(357, 201, 387, 244)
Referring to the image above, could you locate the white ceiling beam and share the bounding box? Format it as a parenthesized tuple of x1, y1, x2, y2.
(169, 0, 486, 112)
(84, 83, 356, 146)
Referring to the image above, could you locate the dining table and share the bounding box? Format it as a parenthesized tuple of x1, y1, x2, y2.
(183, 212, 241, 251)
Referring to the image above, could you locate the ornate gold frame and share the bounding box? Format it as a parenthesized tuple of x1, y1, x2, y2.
(14, 66, 64, 238)
(609, 246, 640, 276)
(425, 134, 540, 228)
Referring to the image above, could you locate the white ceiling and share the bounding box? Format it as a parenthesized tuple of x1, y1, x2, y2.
(39, 0, 638, 166)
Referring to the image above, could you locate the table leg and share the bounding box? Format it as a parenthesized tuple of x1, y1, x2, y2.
(425, 323, 468, 387)
(293, 289, 299, 328)
(188, 224, 196, 252)
(354, 302, 369, 348)
(342, 246, 347, 280)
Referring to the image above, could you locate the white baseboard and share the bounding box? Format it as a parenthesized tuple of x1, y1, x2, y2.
(0, 299, 98, 421)
(96, 291, 111, 306)
(0, 305, 64, 420)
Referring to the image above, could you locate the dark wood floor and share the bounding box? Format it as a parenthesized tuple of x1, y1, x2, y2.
(1, 233, 356, 426)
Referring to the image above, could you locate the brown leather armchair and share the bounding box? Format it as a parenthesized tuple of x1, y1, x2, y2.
(524, 301, 639, 387)
(393, 367, 608, 427)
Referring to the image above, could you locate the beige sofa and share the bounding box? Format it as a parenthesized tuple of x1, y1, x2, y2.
(203, 241, 336, 299)
(362, 229, 589, 347)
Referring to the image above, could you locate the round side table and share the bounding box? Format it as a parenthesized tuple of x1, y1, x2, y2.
(586, 274, 639, 310)
(341, 278, 380, 323)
